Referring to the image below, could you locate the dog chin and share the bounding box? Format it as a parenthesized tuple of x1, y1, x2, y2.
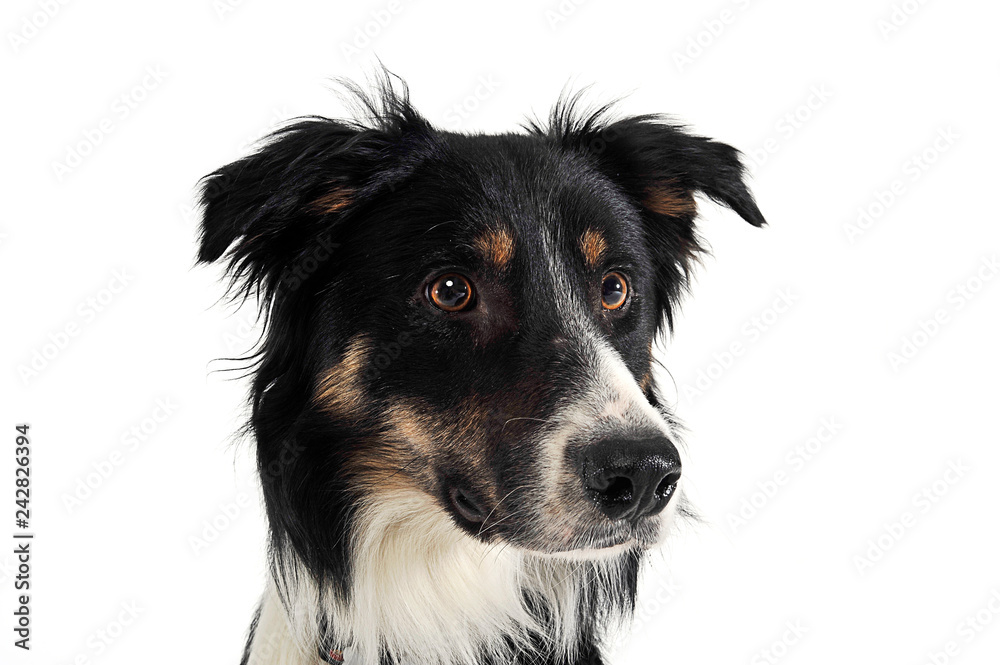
(524, 482, 685, 561)
(514, 524, 663, 562)
(529, 540, 638, 562)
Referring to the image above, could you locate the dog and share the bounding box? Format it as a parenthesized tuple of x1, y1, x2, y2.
(197, 73, 764, 665)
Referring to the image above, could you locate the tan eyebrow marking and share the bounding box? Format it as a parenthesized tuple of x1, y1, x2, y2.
(473, 228, 515, 269)
(643, 179, 697, 217)
(579, 228, 608, 270)
(312, 185, 354, 213)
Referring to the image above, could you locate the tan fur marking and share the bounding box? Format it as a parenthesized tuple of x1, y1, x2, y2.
(352, 396, 502, 501)
(313, 186, 354, 213)
(386, 401, 437, 451)
(349, 399, 438, 493)
(314, 335, 370, 417)
(578, 229, 607, 270)
(474, 228, 515, 269)
(640, 341, 654, 393)
(643, 180, 697, 217)
(639, 371, 653, 393)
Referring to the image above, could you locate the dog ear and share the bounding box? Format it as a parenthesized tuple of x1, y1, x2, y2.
(586, 114, 765, 228)
(536, 97, 764, 228)
(197, 119, 372, 298)
(197, 78, 430, 299)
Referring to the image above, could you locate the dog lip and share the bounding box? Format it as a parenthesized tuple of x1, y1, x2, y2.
(584, 535, 632, 550)
(524, 536, 636, 560)
(534, 527, 639, 555)
(568, 516, 662, 552)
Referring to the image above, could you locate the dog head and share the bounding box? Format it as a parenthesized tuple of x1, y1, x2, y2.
(199, 75, 763, 659)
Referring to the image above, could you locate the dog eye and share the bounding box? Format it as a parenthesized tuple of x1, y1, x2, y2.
(601, 271, 628, 310)
(429, 273, 475, 312)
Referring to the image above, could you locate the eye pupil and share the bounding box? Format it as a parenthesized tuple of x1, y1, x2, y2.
(430, 274, 473, 311)
(601, 272, 628, 310)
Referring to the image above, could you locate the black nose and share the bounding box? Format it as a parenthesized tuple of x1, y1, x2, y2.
(581, 435, 681, 523)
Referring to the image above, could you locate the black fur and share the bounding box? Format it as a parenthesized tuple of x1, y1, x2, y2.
(199, 71, 763, 664)
(239, 602, 262, 665)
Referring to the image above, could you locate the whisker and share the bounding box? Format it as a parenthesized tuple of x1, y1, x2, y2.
(477, 483, 531, 538)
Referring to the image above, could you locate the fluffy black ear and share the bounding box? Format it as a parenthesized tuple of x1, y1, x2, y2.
(593, 114, 765, 229)
(198, 119, 359, 295)
(197, 77, 430, 300)
(537, 98, 764, 227)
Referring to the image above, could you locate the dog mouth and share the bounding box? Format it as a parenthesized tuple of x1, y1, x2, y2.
(515, 519, 661, 560)
(560, 518, 662, 553)
(442, 473, 677, 556)
(446, 493, 663, 555)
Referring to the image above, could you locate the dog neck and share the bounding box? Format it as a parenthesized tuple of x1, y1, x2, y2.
(244, 491, 638, 665)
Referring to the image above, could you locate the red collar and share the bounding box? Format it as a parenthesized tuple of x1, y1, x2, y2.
(319, 645, 344, 663)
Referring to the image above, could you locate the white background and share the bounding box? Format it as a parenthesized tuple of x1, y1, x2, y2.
(2, 0, 999, 663)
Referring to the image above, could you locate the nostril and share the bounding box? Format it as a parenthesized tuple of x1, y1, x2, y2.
(655, 470, 681, 500)
(448, 487, 486, 524)
(595, 476, 635, 504)
(602, 476, 634, 505)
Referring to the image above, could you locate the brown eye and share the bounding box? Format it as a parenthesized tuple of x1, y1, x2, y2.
(429, 273, 474, 312)
(601, 271, 628, 310)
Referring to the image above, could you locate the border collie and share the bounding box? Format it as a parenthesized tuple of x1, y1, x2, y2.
(197, 72, 764, 665)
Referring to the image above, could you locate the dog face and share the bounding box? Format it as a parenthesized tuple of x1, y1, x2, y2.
(198, 81, 763, 585)
(312, 144, 680, 556)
